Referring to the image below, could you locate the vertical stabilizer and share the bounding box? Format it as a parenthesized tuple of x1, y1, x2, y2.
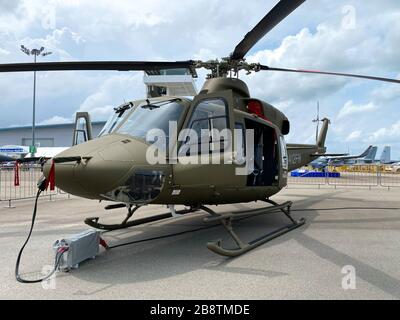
(364, 146, 377, 161)
(380, 146, 391, 164)
(317, 118, 330, 151)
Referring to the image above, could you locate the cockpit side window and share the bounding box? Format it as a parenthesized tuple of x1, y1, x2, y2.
(183, 98, 230, 154)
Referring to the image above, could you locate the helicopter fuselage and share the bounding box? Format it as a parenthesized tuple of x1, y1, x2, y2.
(44, 78, 327, 206)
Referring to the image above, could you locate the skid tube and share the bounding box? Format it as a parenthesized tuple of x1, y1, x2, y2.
(85, 205, 196, 231)
(201, 199, 305, 257)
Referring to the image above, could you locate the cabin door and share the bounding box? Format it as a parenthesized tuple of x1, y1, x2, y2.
(173, 91, 242, 193)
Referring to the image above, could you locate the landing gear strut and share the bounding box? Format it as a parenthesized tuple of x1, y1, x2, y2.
(201, 199, 305, 257)
(84, 200, 305, 258)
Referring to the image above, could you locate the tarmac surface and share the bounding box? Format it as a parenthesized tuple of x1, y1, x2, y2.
(1, 186, 400, 300)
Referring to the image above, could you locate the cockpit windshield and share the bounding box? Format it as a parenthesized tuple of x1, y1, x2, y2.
(98, 102, 134, 137)
(98, 112, 121, 137)
(116, 100, 185, 140)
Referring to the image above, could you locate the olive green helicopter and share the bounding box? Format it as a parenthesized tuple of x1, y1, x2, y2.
(1, 0, 399, 257)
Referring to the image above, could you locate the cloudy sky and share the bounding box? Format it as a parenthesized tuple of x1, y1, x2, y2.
(0, 0, 399, 158)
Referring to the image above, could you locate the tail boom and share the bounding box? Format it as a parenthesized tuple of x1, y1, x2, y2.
(287, 118, 330, 171)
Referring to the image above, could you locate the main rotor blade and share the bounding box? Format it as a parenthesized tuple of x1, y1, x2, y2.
(231, 0, 306, 60)
(260, 65, 400, 84)
(0, 61, 194, 73)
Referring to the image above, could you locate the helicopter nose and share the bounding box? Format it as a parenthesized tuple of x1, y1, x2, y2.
(48, 157, 133, 198)
(43, 135, 148, 198)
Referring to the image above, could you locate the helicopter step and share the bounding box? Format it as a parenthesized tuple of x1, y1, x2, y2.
(201, 200, 305, 257)
(84, 205, 196, 231)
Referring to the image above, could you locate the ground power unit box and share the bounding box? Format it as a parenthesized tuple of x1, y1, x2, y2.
(53, 229, 100, 271)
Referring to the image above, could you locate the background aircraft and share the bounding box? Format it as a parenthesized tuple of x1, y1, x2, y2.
(378, 146, 395, 164)
(310, 145, 376, 169)
(0, 153, 15, 163)
(0, 145, 67, 162)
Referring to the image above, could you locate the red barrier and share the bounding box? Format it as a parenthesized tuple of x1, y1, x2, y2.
(14, 162, 20, 187)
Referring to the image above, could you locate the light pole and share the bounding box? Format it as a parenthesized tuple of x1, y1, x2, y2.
(20, 45, 52, 156)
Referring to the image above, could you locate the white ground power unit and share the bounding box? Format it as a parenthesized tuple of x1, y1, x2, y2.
(53, 229, 100, 271)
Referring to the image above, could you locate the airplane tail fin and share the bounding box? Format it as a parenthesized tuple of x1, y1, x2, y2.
(358, 145, 373, 158)
(380, 146, 391, 163)
(317, 118, 330, 152)
(364, 146, 377, 160)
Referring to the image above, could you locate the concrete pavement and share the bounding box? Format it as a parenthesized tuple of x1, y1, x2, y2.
(1, 186, 400, 299)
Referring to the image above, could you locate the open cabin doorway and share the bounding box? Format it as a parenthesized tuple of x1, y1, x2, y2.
(245, 119, 279, 186)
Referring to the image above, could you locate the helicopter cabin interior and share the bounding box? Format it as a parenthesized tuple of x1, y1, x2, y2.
(244, 118, 279, 187)
(180, 96, 279, 187)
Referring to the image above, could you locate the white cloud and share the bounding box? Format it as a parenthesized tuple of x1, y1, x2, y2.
(273, 100, 294, 112)
(337, 100, 377, 119)
(243, 26, 348, 103)
(0, 0, 22, 13)
(368, 121, 400, 143)
(371, 75, 400, 102)
(0, 48, 9, 55)
(192, 48, 218, 61)
(39, 115, 71, 125)
(17, 27, 86, 61)
(0, 0, 400, 157)
(78, 73, 145, 120)
(345, 130, 362, 142)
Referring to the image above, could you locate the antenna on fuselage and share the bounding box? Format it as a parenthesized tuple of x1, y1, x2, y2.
(312, 101, 320, 143)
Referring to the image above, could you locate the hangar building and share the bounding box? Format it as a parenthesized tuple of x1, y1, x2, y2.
(0, 121, 106, 148)
(0, 68, 197, 148)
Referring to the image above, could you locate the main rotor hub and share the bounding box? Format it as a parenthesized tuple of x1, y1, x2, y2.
(194, 59, 262, 79)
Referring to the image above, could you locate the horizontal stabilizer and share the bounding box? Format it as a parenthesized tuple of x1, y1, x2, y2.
(310, 153, 347, 158)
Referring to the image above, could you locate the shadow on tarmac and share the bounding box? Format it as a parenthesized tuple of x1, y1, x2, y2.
(69, 190, 400, 298)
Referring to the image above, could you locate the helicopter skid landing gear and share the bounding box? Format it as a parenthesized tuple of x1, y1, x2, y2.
(84, 206, 196, 231)
(201, 200, 305, 257)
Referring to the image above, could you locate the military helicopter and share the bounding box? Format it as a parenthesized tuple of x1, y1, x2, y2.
(1, 0, 399, 257)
